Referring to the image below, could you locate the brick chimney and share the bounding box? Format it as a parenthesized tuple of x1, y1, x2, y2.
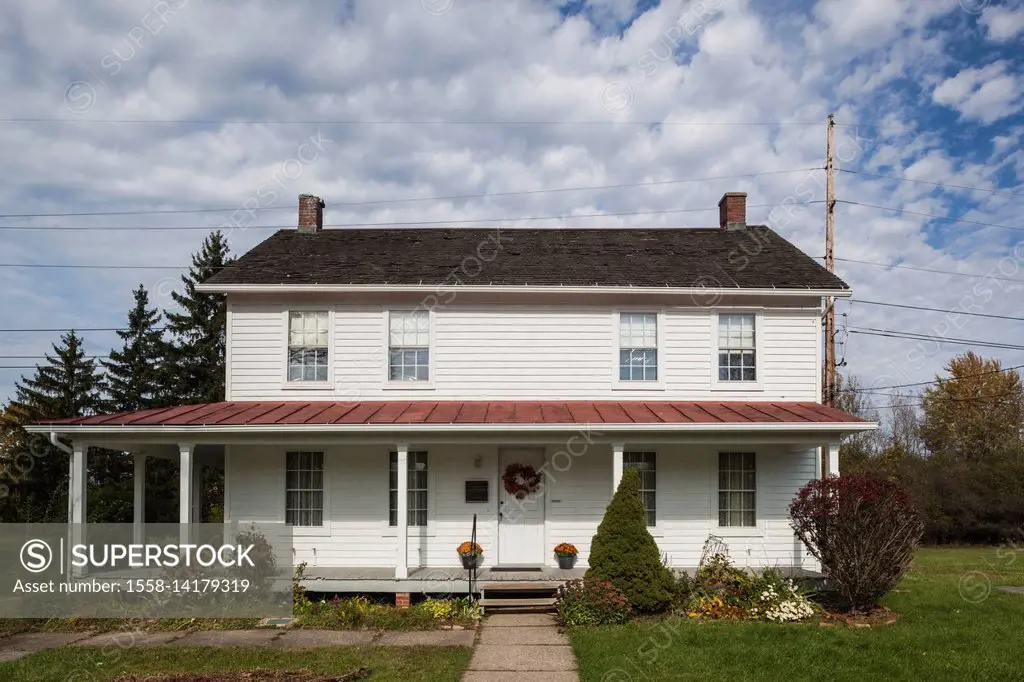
(718, 192, 747, 230)
(297, 194, 325, 233)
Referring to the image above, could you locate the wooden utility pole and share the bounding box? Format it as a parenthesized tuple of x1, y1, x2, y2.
(823, 113, 836, 406)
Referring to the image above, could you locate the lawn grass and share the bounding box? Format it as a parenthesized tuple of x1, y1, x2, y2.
(0, 645, 472, 681)
(570, 546, 1024, 681)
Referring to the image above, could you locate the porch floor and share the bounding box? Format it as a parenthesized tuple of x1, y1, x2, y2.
(298, 565, 822, 593)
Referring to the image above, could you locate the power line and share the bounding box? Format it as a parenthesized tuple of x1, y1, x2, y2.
(847, 299, 1024, 322)
(0, 206, 291, 219)
(836, 199, 1024, 232)
(0, 356, 109, 359)
(0, 264, 180, 270)
(0, 224, 285, 232)
(832, 121, 918, 134)
(834, 257, 1024, 284)
(863, 390, 1021, 403)
(0, 117, 826, 126)
(0, 327, 169, 333)
(845, 363, 1024, 393)
(848, 327, 1024, 352)
(0, 169, 822, 223)
(0, 202, 822, 261)
(838, 168, 1024, 197)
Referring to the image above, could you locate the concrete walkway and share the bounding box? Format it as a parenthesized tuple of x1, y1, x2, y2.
(463, 613, 579, 681)
(0, 627, 475, 663)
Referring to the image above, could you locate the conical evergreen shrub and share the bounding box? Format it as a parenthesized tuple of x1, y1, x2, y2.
(585, 467, 675, 613)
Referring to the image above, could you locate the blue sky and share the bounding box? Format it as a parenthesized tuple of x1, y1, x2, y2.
(0, 0, 1022, 420)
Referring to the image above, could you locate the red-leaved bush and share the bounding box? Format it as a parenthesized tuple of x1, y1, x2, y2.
(790, 473, 924, 612)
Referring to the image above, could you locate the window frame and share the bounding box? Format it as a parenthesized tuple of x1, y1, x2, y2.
(282, 308, 333, 388)
(715, 451, 759, 531)
(383, 309, 435, 389)
(623, 451, 657, 528)
(388, 450, 430, 528)
(284, 450, 330, 536)
(612, 309, 665, 390)
(710, 310, 764, 391)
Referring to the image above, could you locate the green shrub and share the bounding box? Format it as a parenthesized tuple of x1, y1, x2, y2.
(555, 578, 632, 627)
(586, 468, 676, 613)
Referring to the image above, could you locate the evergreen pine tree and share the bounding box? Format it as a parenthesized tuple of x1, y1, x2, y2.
(586, 467, 676, 613)
(102, 284, 168, 411)
(0, 331, 102, 522)
(165, 231, 233, 404)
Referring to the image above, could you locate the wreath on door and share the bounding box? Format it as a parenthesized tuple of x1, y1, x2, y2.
(502, 463, 542, 500)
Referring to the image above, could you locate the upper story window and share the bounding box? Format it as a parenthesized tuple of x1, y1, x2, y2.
(619, 313, 658, 381)
(286, 451, 324, 527)
(624, 451, 656, 527)
(718, 313, 756, 382)
(288, 311, 329, 382)
(389, 310, 430, 381)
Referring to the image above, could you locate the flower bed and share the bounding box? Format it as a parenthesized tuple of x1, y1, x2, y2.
(678, 552, 817, 623)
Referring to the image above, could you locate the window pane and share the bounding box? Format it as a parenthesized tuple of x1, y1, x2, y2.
(285, 451, 324, 527)
(718, 452, 755, 527)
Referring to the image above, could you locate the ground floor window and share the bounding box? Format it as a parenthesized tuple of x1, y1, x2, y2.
(286, 451, 324, 526)
(389, 451, 428, 526)
(718, 452, 756, 527)
(624, 451, 656, 526)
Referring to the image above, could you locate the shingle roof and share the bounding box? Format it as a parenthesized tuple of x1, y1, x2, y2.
(33, 400, 867, 428)
(203, 227, 848, 290)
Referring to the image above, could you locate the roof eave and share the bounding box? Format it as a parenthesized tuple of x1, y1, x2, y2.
(195, 283, 853, 297)
(27, 421, 877, 435)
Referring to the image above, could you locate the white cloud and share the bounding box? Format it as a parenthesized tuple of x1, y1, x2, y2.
(980, 5, 1024, 41)
(932, 61, 1024, 124)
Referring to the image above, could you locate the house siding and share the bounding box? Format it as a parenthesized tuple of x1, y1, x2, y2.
(225, 441, 818, 571)
(226, 298, 821, 402)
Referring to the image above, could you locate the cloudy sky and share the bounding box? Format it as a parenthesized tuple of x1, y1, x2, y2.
(0, 0, 1022, 413)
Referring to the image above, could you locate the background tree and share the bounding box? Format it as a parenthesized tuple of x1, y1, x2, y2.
(99, 284, 174, 522)
(834, 374, 883, 472)
(0, 331, 102, 522)
(920, 352, 1023, 464)
(102, 284, 168, 411)
(165, 231, 233, 405)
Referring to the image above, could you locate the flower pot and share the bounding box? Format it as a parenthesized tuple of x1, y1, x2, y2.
(557, 554, 577, 569)
(460, 554, 483, 569)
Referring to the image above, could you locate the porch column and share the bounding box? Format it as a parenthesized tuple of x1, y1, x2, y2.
(70, 442, 87, 576)
(814, 446, 823, 481)
(133, 453, 146, 545)
(179, 443, 194, 546)
(825, 440, 840, 477)
(395, 443, 409, 579)
(611, 442, 624, 495)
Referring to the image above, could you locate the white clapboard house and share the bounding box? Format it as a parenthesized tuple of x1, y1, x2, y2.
(30, 192, 874, 601)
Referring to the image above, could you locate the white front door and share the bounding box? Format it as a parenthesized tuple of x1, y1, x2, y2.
(497, 447, 546, 565)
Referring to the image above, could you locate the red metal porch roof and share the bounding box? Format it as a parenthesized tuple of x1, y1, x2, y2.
(34, 400, 866, 428)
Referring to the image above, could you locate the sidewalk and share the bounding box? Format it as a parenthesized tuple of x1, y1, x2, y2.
(463, 613, 579, 682)
(0, 627, 475, 663)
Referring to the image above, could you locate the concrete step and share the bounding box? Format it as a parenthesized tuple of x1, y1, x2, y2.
(479, 597, 557, 608)
(480, 582, 559, 591)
